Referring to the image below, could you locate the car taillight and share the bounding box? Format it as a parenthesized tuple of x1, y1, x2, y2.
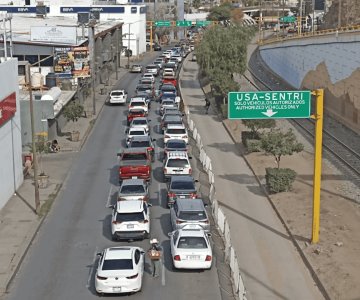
(174, 255, 181, 261)
(190, 193, 197, 199)
(189, 168, 192, 174)
(143, 220, 149, 223)
(142, 195, 149, 201)
(203, 220, 209, 223)
(164, 135, 170, 138)
(126, 273, 139, 279)
(182, 136, 187, 139)
(147, 147, 153, 152)
(112, 220, 122, 224)
(97, 275, 108, 280)
(168, 192, 176, 198)
(163, 168, 167, 174)
(176, 220, 184, 224)
(205, 255, 212, 261)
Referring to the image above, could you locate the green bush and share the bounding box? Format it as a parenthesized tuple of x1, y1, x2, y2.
(241, 131, 260, 147)
(265, 167, 297, 193)
(246, 139, 262, 152)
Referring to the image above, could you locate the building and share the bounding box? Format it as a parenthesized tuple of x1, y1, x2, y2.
(0, 57, 23, 210)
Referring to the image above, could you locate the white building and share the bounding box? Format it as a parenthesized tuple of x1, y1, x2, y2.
(0, 58, 23, 210)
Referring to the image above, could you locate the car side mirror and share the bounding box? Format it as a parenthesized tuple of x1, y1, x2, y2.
(204, 204, 208, 208)
(189, 156, 192, 159)
(206, 233, 212, 237)
(140, 251, 145, 255)
(108, 204, 115, 209)
(152, 138, 156, 141)
(195, 179, 199, 183)
(97, 252, 103, 256)
(168, 232, 173, 237)
(147, 203, 153, 207)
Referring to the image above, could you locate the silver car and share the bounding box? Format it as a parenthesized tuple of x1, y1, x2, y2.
(118, 179, 149, 201)
(170, 198, 210, 231)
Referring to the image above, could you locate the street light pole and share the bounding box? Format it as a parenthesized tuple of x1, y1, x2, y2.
(89, 21, 96, 115)
(27, 63, 40, 214)
(127, 23, 131, 69)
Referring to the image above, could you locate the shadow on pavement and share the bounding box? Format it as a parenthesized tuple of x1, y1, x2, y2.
(207, 142, 242, 156)
(109, 165, 119, 186)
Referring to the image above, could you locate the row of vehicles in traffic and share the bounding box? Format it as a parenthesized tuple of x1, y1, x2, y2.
(95, 42, 213, 295)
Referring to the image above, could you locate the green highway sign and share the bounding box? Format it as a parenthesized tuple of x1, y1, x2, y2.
(228, 91, 311, 119)
(279, 16, 296, 23)
(176, 20, 192, 27)
(196, 20, 212, 26)
(154, 20, 171, 27)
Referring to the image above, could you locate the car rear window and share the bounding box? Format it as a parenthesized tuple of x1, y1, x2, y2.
(129, 110, 144, 116)
(103, 259, 133, 270)
(120, 185, 145, 194)
(122, 153, 147, 160)
(177, 237, 207, 249)
(162, 100, 175, 105)
(167, 159, 189, 168)
(171, 181, 195, 190)
(132, 119, 147, 125)
(111, 91, 123, 96)
(130, 130, 145, 136)
(116, 212, 145, 222)
(178, 211, 206, 220)
(131, 101, 146, 106)
(166, 141, 186, 150)
(166, 129, 186, 134)
(130, 141, 150, 148)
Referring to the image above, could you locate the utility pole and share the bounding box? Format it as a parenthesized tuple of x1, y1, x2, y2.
(89, 21, 96, 115)
(27, 63, 40, 214)
(312, 0, 315, 34)
(299, 0, 303, 35)
(338, 0, 342, 28)
(127, 23, 130, 69)
(115, 27, 119, 80)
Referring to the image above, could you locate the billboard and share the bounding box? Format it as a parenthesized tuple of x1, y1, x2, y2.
(54, 47, 90, 78)
(0, 92, 16, 127)
(31, 26, 77, 45)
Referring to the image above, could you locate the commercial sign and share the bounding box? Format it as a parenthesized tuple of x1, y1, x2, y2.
(54, 47, 90, 78)
(60, 6, 125, 13)
(0, 6, 50, 13)
(228, 91, 311, 119)
(0, 92, 16, 127)
(31, 26, 77, 45)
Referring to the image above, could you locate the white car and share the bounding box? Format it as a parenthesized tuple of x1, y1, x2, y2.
(109, 90, 127, 105)
(163, 151, 192, 180)
(164, 124, 189, 144)
(129, 98, 148, 114)
(95, 246, 145, 295)
(168, 225, 212, 270)
(111, 200, 151, 240)
(117, 179, 149, 201)
(129, 117, 150, 133)
(160, 99, 177, 115)
(162, 51, 171, 59)
(126, 127, 148, 145)
(163, 68, 175, 77)
(141, 73, 155, 83)
(171, 54, 183, 63)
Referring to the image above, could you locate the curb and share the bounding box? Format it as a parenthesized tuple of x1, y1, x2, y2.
(221, 121, 331, 300)
(4, 183, 62, 294)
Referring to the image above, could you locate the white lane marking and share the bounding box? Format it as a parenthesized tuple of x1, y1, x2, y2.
(161, 258, 166, 286)
(106, 185, 114, 208)
(86, 247, 99, 288)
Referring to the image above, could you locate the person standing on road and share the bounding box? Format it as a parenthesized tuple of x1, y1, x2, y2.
(148, 238, 162, 277)
(204, 98, 210, 114)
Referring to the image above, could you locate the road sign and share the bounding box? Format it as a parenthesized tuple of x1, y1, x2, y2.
(154, 20, 171, 27)
(196, 20, 212, 26)
(176, 20, 192, 27)
(279, 16, 296, 23)
(228, 91, 311, 119)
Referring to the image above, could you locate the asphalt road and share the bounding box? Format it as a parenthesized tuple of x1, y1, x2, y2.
(5, 54, 222, 300)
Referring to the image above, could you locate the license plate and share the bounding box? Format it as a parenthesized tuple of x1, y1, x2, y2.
(132, 176, 138, 179)
(113, 287, 122, 292)
(127, 224, 134, 229)
(179, 196, 185, 199)
(187, 255, 200, 260)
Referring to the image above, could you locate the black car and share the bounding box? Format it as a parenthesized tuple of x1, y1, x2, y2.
(166, 175, 198, 207)
(153, 43, 162, 51)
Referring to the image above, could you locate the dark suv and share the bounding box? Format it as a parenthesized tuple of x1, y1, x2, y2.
(166, 175, 198, 207)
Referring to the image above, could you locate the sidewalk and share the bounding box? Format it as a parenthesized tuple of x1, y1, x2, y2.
(0, 62, 130, 297)
(179, 52, 323, 299)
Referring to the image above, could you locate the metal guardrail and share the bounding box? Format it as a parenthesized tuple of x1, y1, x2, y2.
(259, 24, 360, 45)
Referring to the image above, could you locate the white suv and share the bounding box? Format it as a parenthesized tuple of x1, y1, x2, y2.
(126, 127, 148, 146)
(164, 124, 188, 144)
(163, 151, 192, 180)
(111, 200, 151, 241)
(109, 90, 127, 105)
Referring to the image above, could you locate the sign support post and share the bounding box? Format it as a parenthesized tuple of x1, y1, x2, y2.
(311, 89, 324, 244)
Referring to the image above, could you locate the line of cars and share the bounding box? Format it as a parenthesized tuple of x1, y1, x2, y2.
(95, 43, 213, 296)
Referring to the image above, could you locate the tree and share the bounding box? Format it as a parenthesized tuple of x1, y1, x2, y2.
(242, 119, 276, 136)
(260, 129, 304, 169)
(63, 101, 84, 124)
(207, 3, 232, 22)
(193, 0, 201, 9)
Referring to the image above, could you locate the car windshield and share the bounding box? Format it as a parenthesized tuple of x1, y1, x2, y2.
(111, 92, 123, 96)
(171, 181, 194, 190)
(103, 259, 133, 270)
(167, 159, 189, 168)
(137, 86, 151, 92)
(130, 141, 150, 148)
(122, 153, 147, 160)
(163, 100, 175, 105)
(129, 110, 144, 116)
(146, 66, 156, 69)
(116, 212, 145, 222)
(178, 211, 206, 220)
(166, 128, 186, 134)
(162, 86, 176, 91)
(120, 185, 145, 194)
(177, 237, 207, 249)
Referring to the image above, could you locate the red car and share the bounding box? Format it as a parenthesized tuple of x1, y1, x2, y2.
(127, 108, 146, 126)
